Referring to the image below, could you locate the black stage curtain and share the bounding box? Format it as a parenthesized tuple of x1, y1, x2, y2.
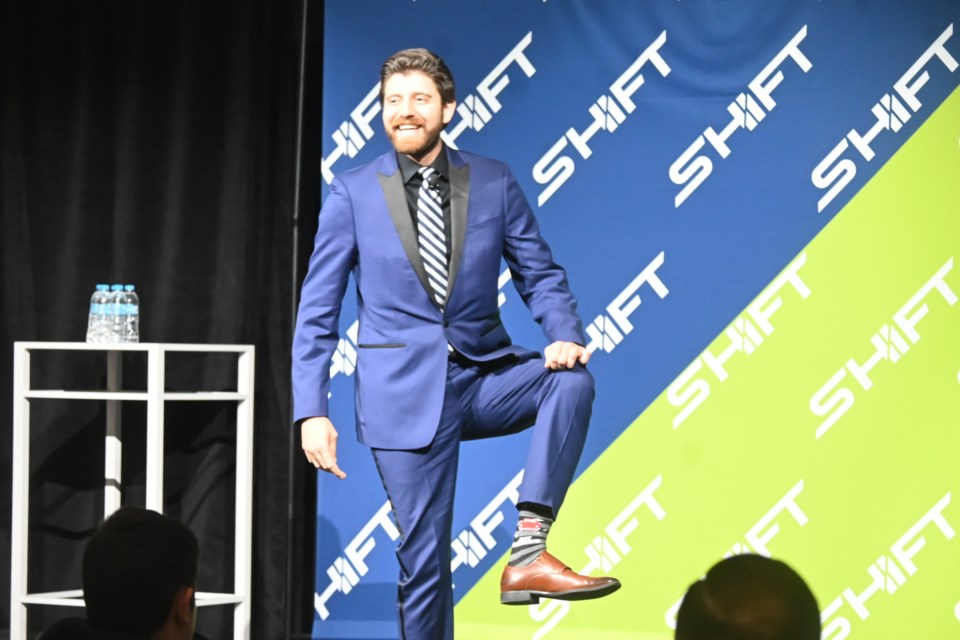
(1, 1, 324, 637)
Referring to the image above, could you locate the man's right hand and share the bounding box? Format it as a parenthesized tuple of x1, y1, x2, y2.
(301, 417, 347, 479)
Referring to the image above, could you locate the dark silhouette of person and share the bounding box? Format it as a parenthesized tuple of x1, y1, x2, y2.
(676, 554, 821, 640)
(41, 507, 200, 640)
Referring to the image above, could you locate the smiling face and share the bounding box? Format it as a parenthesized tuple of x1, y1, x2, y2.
(381, 70, 456, 165)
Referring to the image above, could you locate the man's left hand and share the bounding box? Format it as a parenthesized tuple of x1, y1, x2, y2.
(544, 341, 590, 370)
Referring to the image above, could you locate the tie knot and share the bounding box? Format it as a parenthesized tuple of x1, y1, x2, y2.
(419, 166, 437, 186)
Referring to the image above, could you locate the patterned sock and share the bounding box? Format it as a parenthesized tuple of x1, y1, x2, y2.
(508, 509, 553, 567)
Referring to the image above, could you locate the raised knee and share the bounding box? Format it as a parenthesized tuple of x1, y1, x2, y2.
(552, 365, 595, 399)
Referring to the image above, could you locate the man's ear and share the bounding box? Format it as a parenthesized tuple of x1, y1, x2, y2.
(442, 100, 457, 126)
(171, 587, 196, 625)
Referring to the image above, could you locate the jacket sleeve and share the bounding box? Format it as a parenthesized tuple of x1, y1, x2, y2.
(500, 165, 585, 345)
(291, 177, 358, 423)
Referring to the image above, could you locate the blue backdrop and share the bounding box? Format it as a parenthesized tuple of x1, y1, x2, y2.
(310, 2, 959, 637)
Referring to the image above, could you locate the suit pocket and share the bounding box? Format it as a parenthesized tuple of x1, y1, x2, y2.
(358, 343, 407, 349)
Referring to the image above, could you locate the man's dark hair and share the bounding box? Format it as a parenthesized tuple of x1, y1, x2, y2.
(379, 48, 456, 105)
(83, 507, 199, 637)
(675, 554, 820, 640)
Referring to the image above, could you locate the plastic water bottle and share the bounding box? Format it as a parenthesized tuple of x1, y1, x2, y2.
(85, 284, 111, 343)
(122, 284, 140, 342)
(106, 284, 125, 343)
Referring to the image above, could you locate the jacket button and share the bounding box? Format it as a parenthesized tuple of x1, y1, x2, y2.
(442, 320, 450, 328)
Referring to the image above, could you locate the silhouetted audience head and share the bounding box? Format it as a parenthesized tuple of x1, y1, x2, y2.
(676, 554, 820, 640)
(42, 507, 199, 640)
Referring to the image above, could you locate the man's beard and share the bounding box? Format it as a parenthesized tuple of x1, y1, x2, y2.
(386, 118, 444, 161)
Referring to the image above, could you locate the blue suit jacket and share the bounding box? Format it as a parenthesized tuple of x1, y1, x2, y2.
(292, 147, 584, 450)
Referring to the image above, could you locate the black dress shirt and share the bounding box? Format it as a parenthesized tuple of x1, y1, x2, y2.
(396, 150, 453, 254)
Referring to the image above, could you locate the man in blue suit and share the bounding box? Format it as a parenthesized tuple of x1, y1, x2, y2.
(293, 48, 620, 639)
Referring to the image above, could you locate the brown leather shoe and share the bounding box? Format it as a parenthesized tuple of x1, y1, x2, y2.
(500, 551, 621, 605)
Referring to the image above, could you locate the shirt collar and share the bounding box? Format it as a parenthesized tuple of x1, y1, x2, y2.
(397, 146, 449, 185)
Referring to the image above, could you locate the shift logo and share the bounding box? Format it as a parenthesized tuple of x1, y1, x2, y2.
(810, 258, 957, 439)
(321, 33, 537, 184)
(583, 251, 669, 354)
(670, 26, 812, 208)
(450, 472, 523, 574)
(664, 480, 810, 630)
(442, 32, 536, 150)
(812, 24, 957, 213)
(321, 84, 381, 185)
(314, 502, 400, 620)
(668, 253, 810, 429)
(330, 321, 360, 380)
(820, 492, 954, 639)
(314, 472, 524, 621)
(533, 31, 670, 207)
(531, 474, 666, 639)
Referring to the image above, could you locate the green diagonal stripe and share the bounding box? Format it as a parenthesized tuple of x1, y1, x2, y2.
(455, 86, 960, 640)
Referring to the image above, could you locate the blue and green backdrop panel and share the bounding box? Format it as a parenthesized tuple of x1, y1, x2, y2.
(312, 2, 960, 638)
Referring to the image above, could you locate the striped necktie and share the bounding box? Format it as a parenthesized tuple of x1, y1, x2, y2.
(416, 167, 448, 307)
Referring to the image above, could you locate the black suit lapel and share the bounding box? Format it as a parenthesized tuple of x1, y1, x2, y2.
(447, 161, 470, 301)
(377, 170, 434, 301)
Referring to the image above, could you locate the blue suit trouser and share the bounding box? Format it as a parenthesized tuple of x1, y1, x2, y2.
(372, 355, 595, 640)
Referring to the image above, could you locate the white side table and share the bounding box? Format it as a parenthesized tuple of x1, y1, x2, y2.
(10, 342, 255, 640)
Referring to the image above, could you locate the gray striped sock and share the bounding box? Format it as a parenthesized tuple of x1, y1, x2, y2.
(508, 510, 553, 567)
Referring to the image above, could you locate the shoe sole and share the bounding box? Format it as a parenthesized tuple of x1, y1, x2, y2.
(500, 581, 621, 605)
